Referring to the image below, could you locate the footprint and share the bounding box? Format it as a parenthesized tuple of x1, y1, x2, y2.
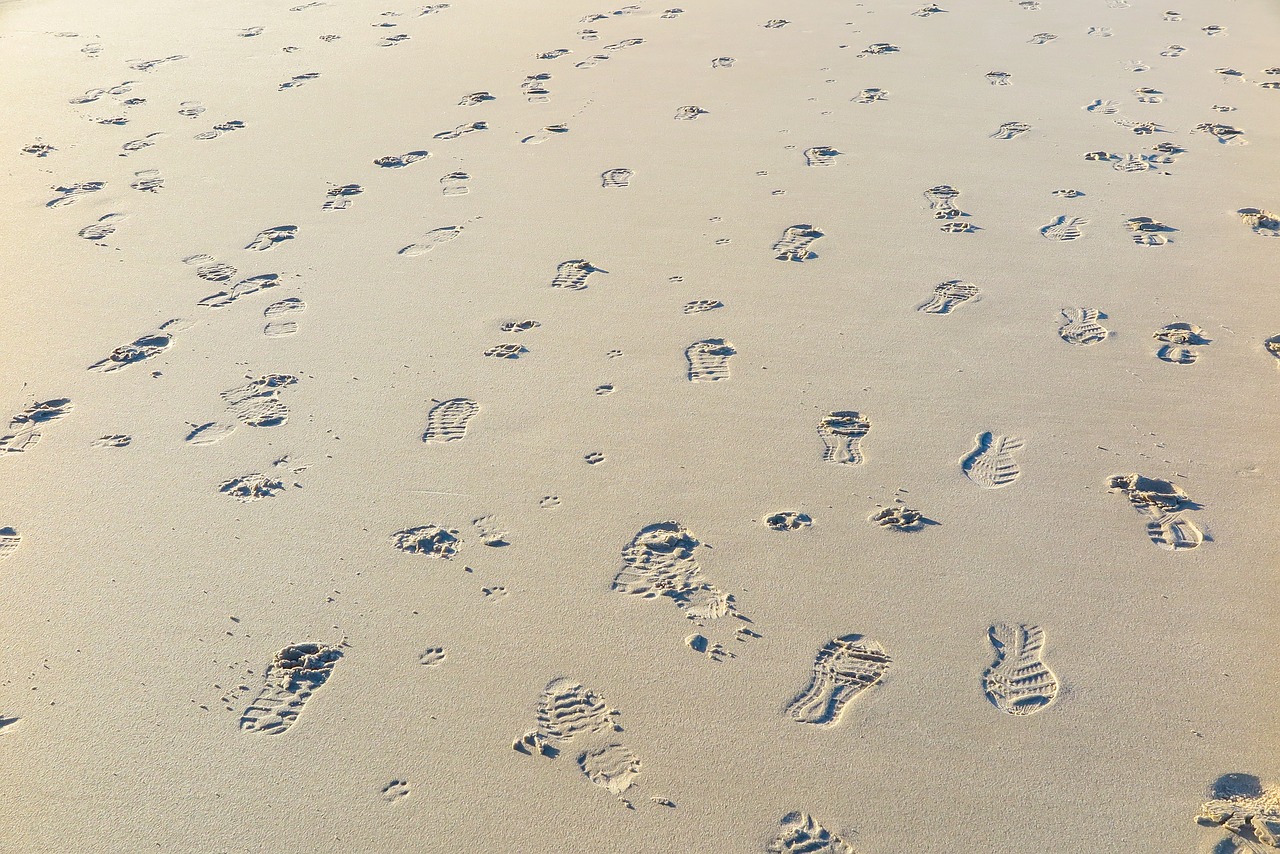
(601, 168, 632, 188)
(433, 121, 487, 140)
(91, 434, 131, 448)
(78, 212, 127, 242)
(399, 225, 463, 256)
(240, 643, 343, 735)
(1125, 216, 1176, 245)
(575, 54, 610, 69)
(923, 184, 966, 220)
(1193, 123, 1246, 145)
(46, 181, 105, 208)
(612, 522, 741, 624)
(818, 411, 870, 465)
(711, 56, 735, 68)
(1040, 216, 1089, 241)
(322, 184, 363, 210)
(584, 451, 605, 465)
(441, 172, 470, 196)
(772, 224, 824, 261)
(458, 91, 494, 106)
(1052, 189, 1084, 198)
(521, 73, 551, 102)
(685, 339, 735, 382)
(1153, 322, 1209, 364)
(0, 527, 20, 559)
(673, 105, 708, 120)
(786, 634, 891, 726)
(551, 259, 606, 290)
(194, 120, 246, 140)
(1160, 44, 1185, 57)
(985, 70, 1012, 85)
(245, 225, 297, 251)
(374, 150, 429, 168)
(579, 744, 641, 795)
(1084, 98, 1120, 114)
(990, 121, 1030, 140)
(178, 101, 205, 119)
(484, 343, 525, 359)
(1265, 335, 1280, 366)
(21, 142, 55, 157)
(221, 374, 297, 427)
(1058, 308, 1109, 346)
(127, 55, 186, 72)
(763, 19, 789, 28)
(419, 647, 446, 666)
(220, 472, 287, 501)
(184, 421, 236, 446)
(767, 813, 856, 854)
(1108, 473, 1204, 550)
(765, 511, 812, 532)
(594, 384, 615, 396)
(0, 399, 72, 455)
(278, 72, 320, 91)
(1028, 32, 1057, 44)
(521, 124, 570, 144)
(1238, 208, 1280, 237)
(868, 505, 925, 531)
(472, 514, 509, 547)
(130, 169, 164, 192)
(263, 297, 306, 336)
(853, 88, 888, 103)
(917, 280, 978, 314)
(380, 780, 410, 802)
(982, 623, 1059, 715)
(199, 273, 281, 309)
(1087, 26, 1112, 37)
(422, 397, 479, 442)
(686, 633, 735, 662)
(858, 42, 899, 56)
(682, 299, 723, 314)
(961, 432, 1025, 488)
(913, 4, 947, 15)
(391, 524, 460, 558)
(803, 146, 841, 167)
(1197, 775, 1280, 850)
(514, 677, 621, 762)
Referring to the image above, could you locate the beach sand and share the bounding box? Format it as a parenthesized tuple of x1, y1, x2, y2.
(0, 0, 1278, 850)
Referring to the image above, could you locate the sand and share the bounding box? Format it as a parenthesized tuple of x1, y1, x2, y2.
(0, 0, 1278, 850)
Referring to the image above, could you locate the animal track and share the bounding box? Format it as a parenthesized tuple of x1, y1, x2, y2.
(472, 514, 509, 547)
(441, 172, 470, 196)
(0, 399, 72, 455)
(584, 451, 605, 465)
(1153, 323, 1209, 364)
(772, 224, 824, 261)
(551, 259, 605, 290)
(263, 297, 305, 336)
(419, 647, 446, 666)
(222, 374, 297, 427)
(682, 299, 723, 314)
(868, 506, 924, 531)
(198, 273, 280, 309)
(767, 813, 856, 854)
(240, 643, 343, 735)
(686, 633, 735, 662)
(422, 398, 479, 442)
(601, 168, 632, 188)
(917, 280, 978, 314)
(787, 634, 891, 726)
(982, 623, 1059, 715)
(380, 780, 409, 802)
(484, 343, 525, 359)
(391, 524, 460, 558)
(245, 225, 297, 251)
(1108, 473, 1204, 550)
(962, 432, 1025, 488)
(685, 339, 735, 382)
(1040, 216, 1089, 241)
(765, 511, 812, 532)
(818, 411, 871, 465)
(1058, 308, 1109, 345)
(399, 225, 463, 256)
(613, 521, 740, 624)
(220, 472, 287, 501)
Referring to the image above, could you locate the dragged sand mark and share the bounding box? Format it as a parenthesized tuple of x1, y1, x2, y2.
(786, 634, 891, 726)
(686, 338, 735, 382)
(1058, 308, 1109, 345)
(767, 812, 856, 854)
(399, 225, 463, 256)
(263, 297, 305, 337)
(917, 280, 978, 314)
(1153, 322, 1209, 364)
(0, 399, 72, 454)
(982, 623, 1059, 715)
(773, 224, 824, 261)
(391, 524, 460, 558)
(422, 398, 479, 442)
(551, 259, 605, 290)
(199, 274, 281, 309)
(818, 411, 870, 465)
(962, 432, 1025, 488)
(1108, 473, 1204, 550)
(222, 374, 297, 427)
(1040, 216, 1089, 240)
(89, 318, 192, 373)
(241, 642, 343, 735)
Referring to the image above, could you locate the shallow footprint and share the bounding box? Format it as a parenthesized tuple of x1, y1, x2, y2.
(263, 297, 305, 336)
(1040, 216, 1089, 241)
(550, 259, 605, 290)
(916, 280, 978, 314)
(1058, 308, 1109, 345)
(818, 411, 870, 464)
(245, 225, 297, 251)
(685, 338, 735, 382)
(422, 397, 480, 442)
(399, 225, 463, 256)
(982, 623, 1059, 715)
(786, 634, 891, 726)
(961, 432, 1025, 488)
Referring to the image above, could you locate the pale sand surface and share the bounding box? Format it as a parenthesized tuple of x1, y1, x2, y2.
(1, 0, 1278, 851)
